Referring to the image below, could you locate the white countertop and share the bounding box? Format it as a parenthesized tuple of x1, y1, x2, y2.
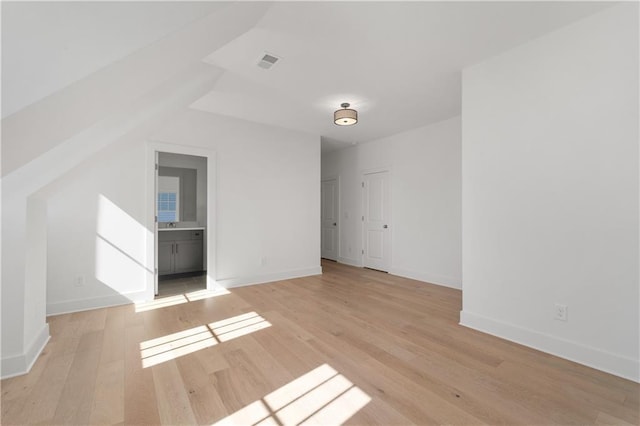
(158, 227, 205, 231)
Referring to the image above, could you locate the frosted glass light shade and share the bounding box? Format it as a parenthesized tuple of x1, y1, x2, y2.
(334, 107, 358, 126)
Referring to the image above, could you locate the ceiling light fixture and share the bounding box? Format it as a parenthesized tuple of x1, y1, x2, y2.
(334, 103, 358, 126)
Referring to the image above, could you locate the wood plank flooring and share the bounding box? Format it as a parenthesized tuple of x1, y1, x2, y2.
(2, 260, 638, 425)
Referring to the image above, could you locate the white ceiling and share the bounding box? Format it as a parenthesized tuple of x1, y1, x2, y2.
(192, 1, 612, 151)
(2, 1, 613, 151)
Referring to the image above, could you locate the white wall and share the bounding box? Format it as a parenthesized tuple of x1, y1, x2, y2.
(154, 110, 321, 286)
(461, 4, 639, 381)
(44, 109, 321, 315)
(45, 137, 151, 314)
(322, 116, 462, 288)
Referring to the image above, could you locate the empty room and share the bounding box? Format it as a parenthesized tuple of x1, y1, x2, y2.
(1, 1, 638, 425)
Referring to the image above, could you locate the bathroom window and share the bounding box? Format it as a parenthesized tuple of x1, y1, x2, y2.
(157, 176, 180, 222)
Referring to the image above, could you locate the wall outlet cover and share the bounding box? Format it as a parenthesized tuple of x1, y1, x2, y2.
(75, 275, 85, 287)
(554, 303, 568, 321)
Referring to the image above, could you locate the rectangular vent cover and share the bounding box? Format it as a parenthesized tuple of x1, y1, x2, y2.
(257, 53, 280, 69)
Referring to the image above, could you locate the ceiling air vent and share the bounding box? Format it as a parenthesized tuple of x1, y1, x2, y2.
(257, 53, 280, 70)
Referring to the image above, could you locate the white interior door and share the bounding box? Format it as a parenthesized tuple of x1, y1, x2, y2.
(363, 170, 391, 271)
(321, 178, 339, 261)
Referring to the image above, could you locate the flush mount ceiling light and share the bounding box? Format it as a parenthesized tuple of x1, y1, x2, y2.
(334, 103, 358, 126)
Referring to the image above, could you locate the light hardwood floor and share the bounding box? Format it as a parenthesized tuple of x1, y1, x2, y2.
(2, 260, 638, 425)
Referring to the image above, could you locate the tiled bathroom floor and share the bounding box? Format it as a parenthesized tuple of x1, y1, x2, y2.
(157, 274, 206, 298)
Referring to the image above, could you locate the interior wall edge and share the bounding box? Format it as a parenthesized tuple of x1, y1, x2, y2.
(215, 266, 322, 289)
(337, 257, 362, 268)
(45, 290, 147, 317)
(389, 267, 461, 290)
(0, 323, 49, 380)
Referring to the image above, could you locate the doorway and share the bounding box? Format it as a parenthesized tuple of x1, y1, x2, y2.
(321, 178, 339, 261)
(146, 142, 215, 300)
(362, 170, 391, 272)
(155, 152, 207, 297)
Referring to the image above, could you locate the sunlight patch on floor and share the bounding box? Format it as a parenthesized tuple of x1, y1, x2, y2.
(213, 364, 371, 425)
(135, 288, 230, 313)
(135, 294, 189, 312)
(140, 311, 271, 368)
(212, 311, 272, 342)
(186, 288, 230, 301)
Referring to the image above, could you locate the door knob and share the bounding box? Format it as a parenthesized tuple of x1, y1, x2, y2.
(383, 224, 388, 229)
(333, 222, 337, 226)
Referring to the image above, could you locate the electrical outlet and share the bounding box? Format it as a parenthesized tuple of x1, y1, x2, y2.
(75, 275, 85, 287)
(554, 303, 568, 321)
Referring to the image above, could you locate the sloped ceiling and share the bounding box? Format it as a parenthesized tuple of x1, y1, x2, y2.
(1, 1, 225, 118)
(193, 1, 613, 151)
(2, 1, 613, 160)
(1, 1, 269, 176)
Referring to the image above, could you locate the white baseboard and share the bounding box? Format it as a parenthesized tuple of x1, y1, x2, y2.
(337, 256, 362, 267)
(389, 267, 461, 289)
(460, 310, 640, 383)
(1, 323, 50, 379)
(46, 290, 147, 316)
(216, 267, 322, 289)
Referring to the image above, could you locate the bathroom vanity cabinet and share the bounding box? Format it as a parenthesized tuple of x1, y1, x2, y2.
(158, 229, 204, 276)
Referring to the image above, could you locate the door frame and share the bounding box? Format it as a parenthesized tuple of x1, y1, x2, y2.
(321, 175, 340, 261)
(361, 167, 392, 270)
(145, 141, 216, 298)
